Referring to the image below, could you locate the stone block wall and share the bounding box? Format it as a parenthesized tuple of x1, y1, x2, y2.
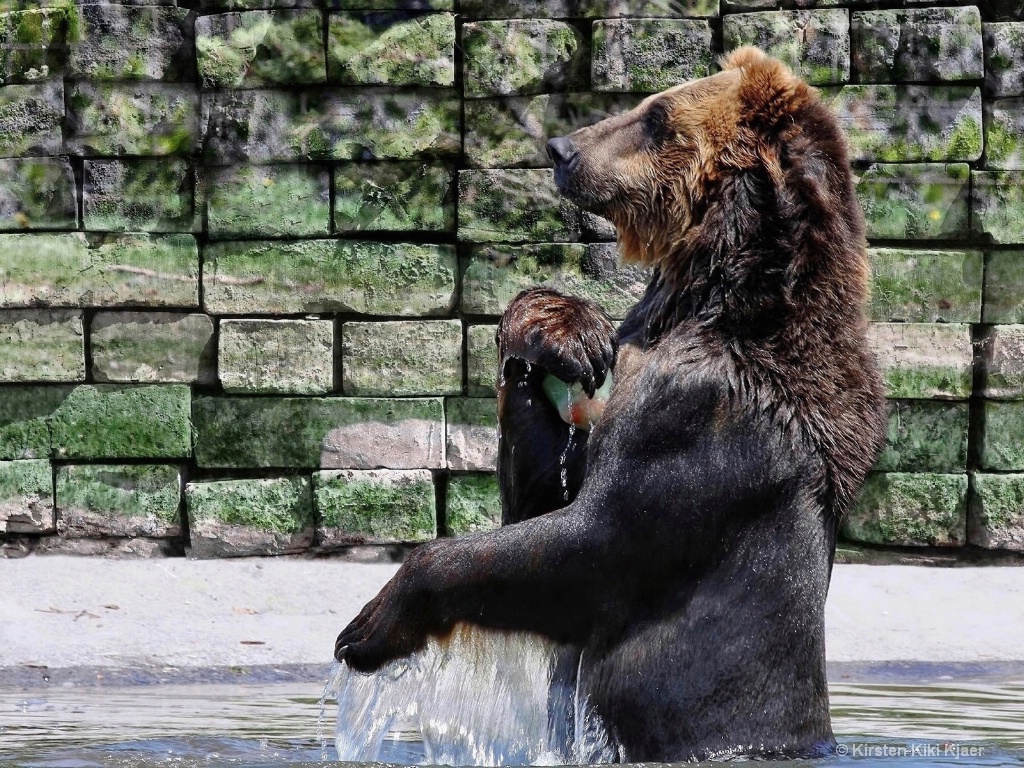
(0, 0, 1022, 559)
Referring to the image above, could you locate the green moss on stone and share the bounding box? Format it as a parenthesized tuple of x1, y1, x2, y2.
(0, 157, 76, 231)
(0, 309, 84, 382)
(447, 473, 501, 536)
(983, 251, 1024, 323)
(207, 165, 329, 238)
(982, 401, 1024, 471)
(970, 474, 1024, 550)
(91, 312, 214, 385)
(67, 5, 191, 81)
(972, 171, 1024, 245)
(0, 8, 66, 83)
(723, 10, 850, 85)
(219, 318, 333, 395)
(342, 320, 462, 396)
(57, 464, 180, 525)
(592, 19, 712, 92)
(187, 476, 313, 534)
(844, 472, 967, 547)
(459, 169, 580, 243)
(869, 322, 972, 400)
(876, 400, 968, 473)
(315, 469, 435, 543)
(0, 81, 62, 156)
(334, 163, 454, 233)
(856, 163, 969, 240)
(0, 385, 70, 460)
(0, 458, 52, 532)
(83, 159, 194, 233)
(868, 248, 982, 323)
(328, 12, 455, 87)
(462, 20, 584, 98)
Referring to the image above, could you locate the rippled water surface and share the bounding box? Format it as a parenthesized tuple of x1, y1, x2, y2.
(2, 676, 1023, 767)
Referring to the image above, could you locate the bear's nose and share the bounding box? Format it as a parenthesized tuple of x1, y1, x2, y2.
(547, 137, 579, 168)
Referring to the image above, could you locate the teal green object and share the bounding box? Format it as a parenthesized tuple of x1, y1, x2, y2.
(542, 371, 613, 431)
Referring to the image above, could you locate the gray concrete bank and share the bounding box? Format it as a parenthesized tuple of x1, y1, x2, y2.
(0, 559, 1021, 687)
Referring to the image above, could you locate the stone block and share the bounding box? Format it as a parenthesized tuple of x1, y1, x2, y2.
(83, 159, 194, 233)
(0, 80, 62, 156)
(0, 8, 65, 84)
(0, 309, 83, 382)
(876, 400, 968, 473)
(459, 0, 719, 18)
(459, 169, 580, 243)
(973, 171, 1024, 245)
(195, 10, 325, 89)
(334, 163, 455, 233)
(342, 320, 462, 396)
(461, 243, 648, 321)
(592, 19, 712, 92)
(979, 0, 1024, 22)
(464, 93, 642, 169)
(843, 472, 967, 547)
(981, 325, 1024, 399)
(327, 12, 455, 87)
(202, 240, 456, 316)
(462, 20, 585, 98)
(186, 476, 314, 558)
(970, 474, 1024, 551)
(68, 5, 192, 81)
(825, 86, 981, 163)
(0, 233, 199, 309)
(193, 396, 445, 469)
(50, 384, 192, 459)
(0, 459, 52, 533)
(0, 157, 76, 231)
(467, 324, 498, 397)
(856, 163, 969, 241)
(723, 10, 849, 85)
(0, 385, 70, 460)
(219, 318, 333, 394)
(206, 164, 329, 238)
(315, 468, 435, 546)
(329, 0, 453, 8)
(984, 23, 1024, 98)
(92, 312, 215, 385)
(868, 248, 982, 323)
(981, 401, 1024, 470)
(986, 98, 1024, 170)
(67, 82, 199, 156)
(868, 323, 973, 400)
(56, 464, 181, 538)
(446, 398, 498, 472)
(446, 473, 501, 536)
(851, 7, 982, 83)
(984, 251, 1024, 324)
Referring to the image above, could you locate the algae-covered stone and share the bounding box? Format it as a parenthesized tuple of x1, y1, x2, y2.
(0, 233, 199, 309)
(193, 396, 445, 469)
(461, 243, 648, 320)
(68, 5, 192, 81)
(92, 312, 215, 385)
(843, 472, 967, 547)
(0, 8, 66, 84)
(970, 473, 1024, 551)
(467, 324, 498, 396)
(206, 164, 329, 238)
(982, 401, 1024, 470)
(972, 171, 1024, 245)
(446, 473, 501, 536)
(57, 464, 181, 538)
(446, 397, 498, 471)
(330, 0, 453, 8)
(592, 19, 712, 92)
(0, 385, 70, 459)
(49, 384, 192, 459)
(723, 10, 849, 85)
(67, 82, 199, 156)
(464, 93, 642, 169)
(202, 240, 456, 316)
(868, 248, 982, 323)
(459, 0, 719, 18)
(334, 163, 455, 233)
(868, 322, 972, 400)
(986, 99, 1024, 170)
(984, 23, 1024, 99)
(0, 458, 52, 533)
(315, 468, 435, 546)
(856, 163, 969, 240)
(826, 86, 981, 163)
(851, 7, 983, 83)
(984, 251, 1024, 324)
(462, 20, 585, 98)
(876, 400, 968, 473)
(342, 320, 462, 397)
(459, 169, 580, 243)
(219, 318, 333, 394)
(0, 157, 76, 231)
(981, 325, 1024, 400)
(196, 10, 325, 89)
(0, 80, 62, 156)
(187, 476, 314, 558)
(83, 159, 194, 233)
(327, 12, 455, 87)
(0, 309, 83, 382)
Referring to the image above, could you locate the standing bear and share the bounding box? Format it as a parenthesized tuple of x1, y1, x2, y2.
(336, 47, 888, 762)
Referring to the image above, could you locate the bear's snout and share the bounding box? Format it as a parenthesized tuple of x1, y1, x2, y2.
(547, 136, 580, 191)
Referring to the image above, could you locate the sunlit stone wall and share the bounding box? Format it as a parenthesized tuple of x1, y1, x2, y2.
(0, 0, 1022, 558)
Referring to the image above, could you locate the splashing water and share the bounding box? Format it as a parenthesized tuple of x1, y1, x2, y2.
(558, 419, 577, 501)
(327, 624, 614, 766)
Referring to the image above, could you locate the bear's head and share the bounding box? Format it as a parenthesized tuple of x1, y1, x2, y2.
(549, 47, 867, 335)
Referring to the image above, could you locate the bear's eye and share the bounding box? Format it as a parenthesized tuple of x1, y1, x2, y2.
(642, 105, 673, 144)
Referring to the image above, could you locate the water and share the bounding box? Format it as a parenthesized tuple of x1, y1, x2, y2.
(3, 670, 1024, 767)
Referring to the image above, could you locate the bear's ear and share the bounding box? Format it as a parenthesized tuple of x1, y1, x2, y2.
(721, 46, 806, 130)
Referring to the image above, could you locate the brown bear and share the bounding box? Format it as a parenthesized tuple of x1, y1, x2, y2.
(336, 47, 887, 762)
